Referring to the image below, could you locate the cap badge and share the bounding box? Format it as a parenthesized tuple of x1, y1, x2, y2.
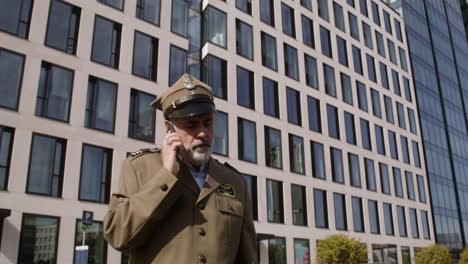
(184, 76, 196, 90)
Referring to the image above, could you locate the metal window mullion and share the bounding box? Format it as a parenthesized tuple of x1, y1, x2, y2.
(44, 66, 53, 117)
(48, 139, 58, 196)
(16, 0, 25, 34)
(66, 12, 76, 53)
(91, 81, 99, 128)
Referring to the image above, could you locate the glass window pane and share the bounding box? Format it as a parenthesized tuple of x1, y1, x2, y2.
(75, 220, 107, 264)
(45, 0, 81, 54)
(265, 126, 282, 169)
(349, 153, 361, 187)
(304, 54, 318, 89)
(405, 171, 415, 200)
(375, 125, 385, 155)
(202, 54, 227, 99)
(327, 104, 339, 139)
(27, 134, 65, 197)
(128, 89, 156, 142)
(393, 167, 404, 198)
(0, 0, 33, 38)
(410, 208, 419, 238)
(0, 48, 25, 110)
(376, 31, 385, 57)
(337, 36, 348, 67)
(360, 118, 371, 150)
(372, 1, 380, 26)
(243, 174, 258, 220)
(334, 3, 345, 32)
(171, 0, 188, 36)
(345, 112, 356, 145)
(380, 62, 389, 89)
(133, 31, 158, 81)
(302, 15, 314, 49)
(263, 77, 279, 118)
(79, 144, 112, 203)
(318, 0, 329, 21)
(352, 197, 364, 232)
(320, 26, 332, 58)
(363, 22, 372, 49)
(352, 46, 363, 75)
(334, 193, 347, 230)
(380, 163, 391, 195)
(367, 54, 376, 82)
(19, 214, 59, 264)
(236, 0, 252, 14)
(384, 203, 394, 235)
(213, 111, 228, 156)
(365, 158, 376, 191)
(311, 141, 325, 179)
(236, 19, 253, 60)
(349, 12, 359, 40)
(35, 62, 74, 121)
(307, 96, 321, 132)
(417, 174, 426, 203)
(421, 210, 431, 239)
(284, 44, 299, 80)
(237, 66, 255, 109)
(281, 3, 295, 38)
(289, 134, 305, 174)
(238, 118, 257, 163)
(291, 184, 307, 225)
(267, 179, 284, 223)
(371, 88, 381, 117)
(91, 16, 121, 68)
(203, 6, 227, 48)
(384, 95, 394, 124)
(85, 77, 117, 132)
(341, 73, 353, 105)
(0, 126, 14, 190)
(388, 130, 398, 160)
(169, 45, 187, 86)
(287, 87, 301, 125)
(314, 189, 328, 228)
(261, 32, 278, 70)
(136, 0, 161, 25)
(97, 0, 123, 9)
(331, 147, 344, 183)
(260, 0, 275, 26)
(369, 200, 380, 234)
(294, 239, 310, 264)
(397, 206, 407, 237)
(269, 237, 286, 264)
(324, 64, 336, 97)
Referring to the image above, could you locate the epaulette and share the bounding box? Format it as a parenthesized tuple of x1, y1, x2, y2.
(129, 148, 160, 159)
(224, 162, 241, 174)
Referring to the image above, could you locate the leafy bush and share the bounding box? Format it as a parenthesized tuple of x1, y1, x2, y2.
(415, 244, 452, 264)
(315, 234, 367, 264)
(460, 248, 468, 264)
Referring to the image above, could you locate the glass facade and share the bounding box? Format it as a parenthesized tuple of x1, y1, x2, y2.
(402, 0, 468, 250)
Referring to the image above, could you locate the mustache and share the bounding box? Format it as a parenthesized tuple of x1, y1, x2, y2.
(191, 139, 211, 148)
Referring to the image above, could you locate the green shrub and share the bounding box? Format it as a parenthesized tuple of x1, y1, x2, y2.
(415, 244, 452, 264)
(315, 234, 367, 264)
(460, 248, 468, 264)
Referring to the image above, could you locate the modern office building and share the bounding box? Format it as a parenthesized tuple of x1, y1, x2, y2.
(0, 0, 434, 263)
(387, 0, 468, 256)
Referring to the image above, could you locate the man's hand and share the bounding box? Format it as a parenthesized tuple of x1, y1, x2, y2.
(162, 132, 182, 175)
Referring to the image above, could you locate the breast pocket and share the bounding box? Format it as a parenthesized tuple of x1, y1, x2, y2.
(215, 195, 244, 245)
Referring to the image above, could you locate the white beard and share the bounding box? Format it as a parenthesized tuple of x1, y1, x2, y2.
(183, 140, 212, 167)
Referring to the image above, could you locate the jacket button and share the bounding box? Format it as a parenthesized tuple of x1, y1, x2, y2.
(160, 184, 168, 191)
(197, 202, 205, 210)
(198, 255, 207, 263)
(198, 228, 206, 236)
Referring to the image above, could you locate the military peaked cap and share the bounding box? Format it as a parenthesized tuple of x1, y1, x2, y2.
(150, 74, 215, 119)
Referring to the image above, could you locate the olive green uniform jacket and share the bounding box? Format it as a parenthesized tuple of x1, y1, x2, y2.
(103, 151, 257, 264)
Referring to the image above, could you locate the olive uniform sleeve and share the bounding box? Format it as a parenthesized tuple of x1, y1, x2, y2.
(236, 181, 258, 264)
(103, 159, 181, 251)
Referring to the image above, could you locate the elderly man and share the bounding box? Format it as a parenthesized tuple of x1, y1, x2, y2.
(104, 74, 257, 264)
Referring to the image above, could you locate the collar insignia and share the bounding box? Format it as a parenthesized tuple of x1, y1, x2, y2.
(184, 76, 196, 90)
(217, 183, 235, 198)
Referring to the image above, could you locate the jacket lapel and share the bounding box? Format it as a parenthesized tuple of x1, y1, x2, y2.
(196, 159, 221, 204)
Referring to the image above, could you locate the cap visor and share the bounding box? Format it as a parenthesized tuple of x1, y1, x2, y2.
(167, 102, 215, 119)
